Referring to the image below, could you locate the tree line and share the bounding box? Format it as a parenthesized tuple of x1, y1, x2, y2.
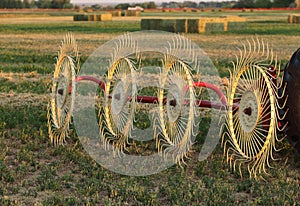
(115, 0, 296, 10)
(0, 0, 73, 9)
(0, 0, 296, 9)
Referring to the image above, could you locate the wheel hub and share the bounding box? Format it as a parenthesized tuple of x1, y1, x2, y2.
(112, 81, 127, 115)
(56, 76, 68, 109)
(167, 84, 182, 123)
(239, 91, 259, 133)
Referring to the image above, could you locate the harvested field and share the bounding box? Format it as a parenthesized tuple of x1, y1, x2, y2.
(0, 11, 299, 205)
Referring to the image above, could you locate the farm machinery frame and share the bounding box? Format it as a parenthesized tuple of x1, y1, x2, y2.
(48, 31, 300, 179)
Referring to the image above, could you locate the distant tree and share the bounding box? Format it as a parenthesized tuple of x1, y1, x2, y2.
(232, 0, 255, 8)
(255, 0, 272, 8)
(169, 1, 181, 8)
(0, 0, 25, 8)
(272, 0, 294, 7)
(233, 0, 294, 8)
(161, 2, 169, 8)
(23, 0, 31, 8)
(91, 4, 102, 10)
(35, 0, 51, 8)
(146, 1, 156, 9)
(115, 3, 130, 10)
(183, 1, 197, 8)
(32, 0, 73, 9)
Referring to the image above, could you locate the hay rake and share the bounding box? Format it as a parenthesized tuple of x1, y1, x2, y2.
(48, 32, 299, 179)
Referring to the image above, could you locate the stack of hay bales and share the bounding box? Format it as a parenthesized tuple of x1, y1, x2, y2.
(288, 14, 300, 23)
(141, 17, 247, 33)
(73, 13, 112, 21)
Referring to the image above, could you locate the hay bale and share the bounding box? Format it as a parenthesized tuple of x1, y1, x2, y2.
(288, 15, 294, 23)
(73, 14, 78, 21)
(142, 19, 182, 32)
(111, 11, 122, 17)
(224, 16, 246, 22)
(175, 19, 188, 33)
(141, 19, 162, 30)
(141, 19, 150, 30)
(187, 19, 198, 33)
(126, 10, 141, 16)
(159, 19, 176, 32)
(223, 21, 228, 31)
(188, 19, 206, 33)
(288, 14, 300, 23)
(205, 22, 225, 32)
(99, 13, 112, 21)
(228, 22, 247, 31)
(93, 14, 99, 21)
(88, 14, 94, 21)
(73, 14, 88, 21)
(294, 15, 300, 23)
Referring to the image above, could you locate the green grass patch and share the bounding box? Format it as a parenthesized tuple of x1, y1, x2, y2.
(0, 21, 140, 34)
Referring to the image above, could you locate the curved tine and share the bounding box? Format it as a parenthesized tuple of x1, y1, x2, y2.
(277, 83, 287, 100)
(277, 120, 288, 133)
(276, 96, 288, 112)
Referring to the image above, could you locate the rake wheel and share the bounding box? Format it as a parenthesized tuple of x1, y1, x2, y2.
(98, 33, 138, 154)
(222, 39, 281, 179)
(155, 55, 197, 164)
(100, 58, 137, 153)
(279, 48, 300, 155)
(48, 33, 79, 145)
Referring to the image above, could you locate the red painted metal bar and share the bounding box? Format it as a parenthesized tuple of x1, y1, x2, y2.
(193, 82, 227, 105)
(75, 76, 106, 91)
(74, 76, 239, 110)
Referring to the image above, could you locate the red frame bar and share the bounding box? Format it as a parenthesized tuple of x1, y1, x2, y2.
(75, 76, 106, 91)
(74, 76, 236, 110)
(193, 82, 227, 105)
